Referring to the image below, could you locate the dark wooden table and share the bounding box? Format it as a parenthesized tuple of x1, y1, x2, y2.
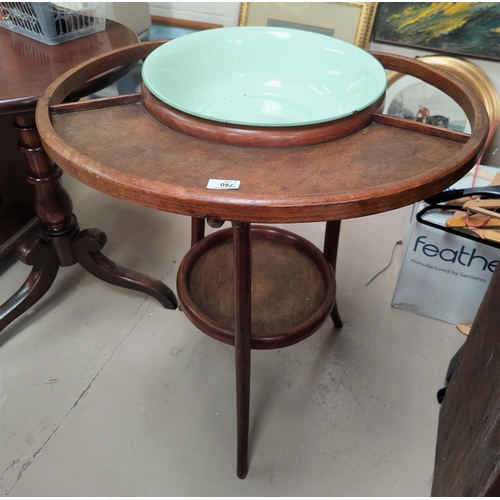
(0, 112, 38, 257)
(432, 259, 500, 496)
(0, 23, 177, 335)
(34, 41, 489, 479)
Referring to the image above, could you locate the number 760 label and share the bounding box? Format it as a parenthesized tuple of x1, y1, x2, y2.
(206, 179, 241, 190)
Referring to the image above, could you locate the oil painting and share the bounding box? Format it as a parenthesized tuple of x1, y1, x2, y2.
(373, 2, 500, 61)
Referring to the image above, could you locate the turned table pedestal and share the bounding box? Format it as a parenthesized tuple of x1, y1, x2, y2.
(0, 23, 177, 334)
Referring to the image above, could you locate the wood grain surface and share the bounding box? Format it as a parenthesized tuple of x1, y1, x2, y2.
(36, 42, 490, 224)
(0, 20, 138, 115)
(432, 263, 500, 496)
(177, 225, 335, 349)
(189, 237, 324, 334)
(50, 103, 471, 222)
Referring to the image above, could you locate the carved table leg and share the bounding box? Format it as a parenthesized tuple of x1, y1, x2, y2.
(74, 229, 177, 310)
(233, 221, 252, 479)
(16, 114, 77, 265)
(0, 239, 59, 331)
(324, 220, 343, 328)
(0, 114, 75, 333)
(0, 113, 177, 333)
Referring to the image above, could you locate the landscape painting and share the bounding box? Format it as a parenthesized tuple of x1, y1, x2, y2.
(373, 2, 500, 61)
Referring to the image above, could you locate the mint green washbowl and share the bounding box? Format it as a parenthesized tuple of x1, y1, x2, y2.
(142, 26, 387, 127)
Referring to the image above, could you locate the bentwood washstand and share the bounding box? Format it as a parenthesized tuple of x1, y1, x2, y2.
(34, 41, 488, 478)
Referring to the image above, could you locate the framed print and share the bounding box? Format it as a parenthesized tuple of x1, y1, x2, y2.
(385, 55, 500, 127)
(373, 2, 500, 61)
(384, 55, 500, 167)
(239, 2, 377, 49)
(384, 75, 470, 133)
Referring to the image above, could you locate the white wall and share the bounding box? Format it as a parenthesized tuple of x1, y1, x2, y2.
(105, 2, 151, 35)
(148, 2, 240, 26)
(147, 2, 500, 95)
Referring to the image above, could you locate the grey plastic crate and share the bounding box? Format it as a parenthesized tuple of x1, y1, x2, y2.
(0, 2, 105, 45)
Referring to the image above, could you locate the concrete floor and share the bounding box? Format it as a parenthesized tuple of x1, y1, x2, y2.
(0, 175, 465, 496)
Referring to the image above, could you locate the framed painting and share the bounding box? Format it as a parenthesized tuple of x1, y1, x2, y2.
(239, 2, 377, 49)
(384, 55, 500, 172)
(384, 74, 470, 133)
(373, 2, 500, 61)
(385, 55, 500, 127)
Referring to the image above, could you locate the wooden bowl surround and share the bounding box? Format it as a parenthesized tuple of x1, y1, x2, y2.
(141, 82, 386, 148)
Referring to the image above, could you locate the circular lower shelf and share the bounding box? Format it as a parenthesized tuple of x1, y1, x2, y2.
(177, 226, 336, 349)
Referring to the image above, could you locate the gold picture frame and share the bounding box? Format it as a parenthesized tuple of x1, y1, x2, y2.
(238, 2, 377, 49)
(386, 56, 500, 126)
(385, 55, 500, 172)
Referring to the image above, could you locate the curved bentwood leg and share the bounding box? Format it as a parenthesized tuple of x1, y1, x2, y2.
(191, 217, 205, 247)
(233, 221, 252, 479)
(74, 228, 178, 310)
(0, 239, 59, 332)
(324, 220, 343, 328)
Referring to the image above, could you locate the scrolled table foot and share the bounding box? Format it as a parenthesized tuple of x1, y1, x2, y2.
(0, 238, 59, 332)
(74, 228, 178, 310)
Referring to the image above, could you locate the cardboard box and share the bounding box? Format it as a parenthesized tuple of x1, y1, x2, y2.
(392, 170, 500, 325)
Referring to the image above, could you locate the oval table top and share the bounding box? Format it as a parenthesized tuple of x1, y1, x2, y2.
(0, 20, 138, 115)
(36, 42, 489, 224)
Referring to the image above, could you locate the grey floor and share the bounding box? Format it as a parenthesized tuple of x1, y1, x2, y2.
(0, 176, 465, 496)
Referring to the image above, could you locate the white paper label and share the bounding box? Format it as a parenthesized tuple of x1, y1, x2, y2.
(207, 179, 240, 190)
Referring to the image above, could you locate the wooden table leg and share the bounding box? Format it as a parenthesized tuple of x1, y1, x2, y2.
(74, 229, 177, 309)
(232, 221, 252, 479)
(0, 239, 59, 332)
(191, 217, 205, 247)
(0, 114, 177, 333)
(324, 220, 343, 328)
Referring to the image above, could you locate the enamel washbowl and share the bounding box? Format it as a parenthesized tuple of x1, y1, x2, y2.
(142, 27, 387, 128)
